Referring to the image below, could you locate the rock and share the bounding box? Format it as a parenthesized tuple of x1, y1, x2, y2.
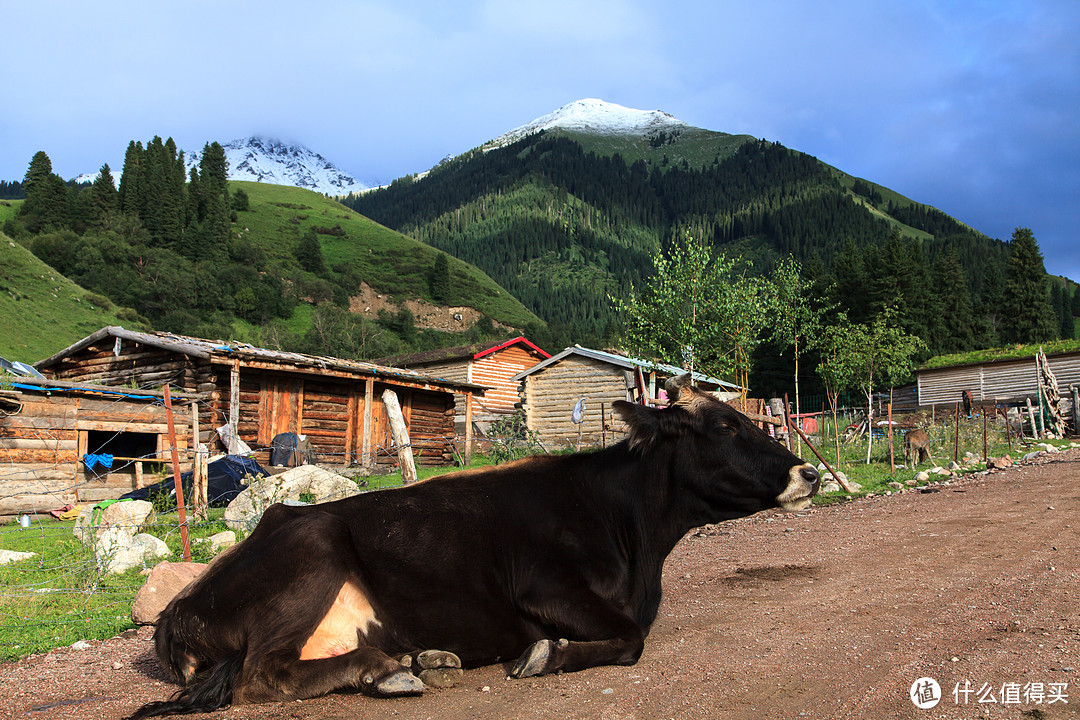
(1036, 443, 1059, 453)
(846, 480, 862, 492)
(888, 481, 904, 490)
(987, 455, 1012, 469)
(96, 528, 172, 574)
(131, 561, 209, 624)
(947, 461, 961, 471)
(1021, 451, 1043, 463)
(74, 500, 156, 545)
(821, 480, 841, 493)
(200, 530, 236, 553)
(914, 471, 930, 484)
(225, 465, 362, 534)
(904, 479, 918, 487)
(0, 549, 37, 565)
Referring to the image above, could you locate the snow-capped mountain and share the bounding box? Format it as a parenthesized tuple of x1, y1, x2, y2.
(75, 136, 370, 195)
(486, 98, 691, 149)
(188, 137, 370, 195)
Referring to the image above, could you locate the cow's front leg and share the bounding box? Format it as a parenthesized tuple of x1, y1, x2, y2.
(509, 590, 645, 678)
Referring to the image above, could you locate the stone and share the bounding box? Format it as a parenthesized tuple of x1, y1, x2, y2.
(987, 455, 1012, 469)
(74, 500, 156, 545)
(95, 527, 172, 574)
(225, 465, 362, 534)
(820, 480, 841, 493)
(1036, 443, 1059, 453)
(914, 471, 930, 484)
(0, 549, 37, 565)
(947, 461, 961, 471)
(131, 561, 209, 624)
(201, 530, 236, 553)
(887, 482, 904, 490)
(1021, 451, 1043, 463)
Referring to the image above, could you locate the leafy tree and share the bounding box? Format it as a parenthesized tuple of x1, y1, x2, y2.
(1001, 227, 1056, 344)
(613, 232, 768, 387)
(815, 312, 860, 465)
(769, 256, 832, 423)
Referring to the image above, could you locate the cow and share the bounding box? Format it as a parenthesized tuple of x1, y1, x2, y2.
(905, 428, 934, 466)
(129, 378, 819, 719)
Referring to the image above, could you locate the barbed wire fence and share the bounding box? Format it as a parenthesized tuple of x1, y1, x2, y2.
(0, 388, 473, 661)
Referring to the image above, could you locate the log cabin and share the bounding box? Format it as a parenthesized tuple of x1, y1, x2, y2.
(0, 377, 201, 516)
(32, 327, 486, 477)
(510, 346, 744, 446)
(377, 337, 550, 432)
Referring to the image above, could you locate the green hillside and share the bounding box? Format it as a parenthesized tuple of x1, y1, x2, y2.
(231, 182, 540, 329)
(0, 233, 148, 362)
(344, 131, 1007, 350)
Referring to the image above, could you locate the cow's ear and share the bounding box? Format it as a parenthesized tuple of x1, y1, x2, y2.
(613, 400, 693, 451)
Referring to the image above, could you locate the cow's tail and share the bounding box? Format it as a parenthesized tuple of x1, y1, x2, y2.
(126, 652, 243, 719)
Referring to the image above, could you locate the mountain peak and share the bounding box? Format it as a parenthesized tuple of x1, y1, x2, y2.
(201, 137, 370, 195)
(487, 99, 691, 149)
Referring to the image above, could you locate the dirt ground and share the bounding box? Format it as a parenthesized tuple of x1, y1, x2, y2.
(3, 449, 1078, 720)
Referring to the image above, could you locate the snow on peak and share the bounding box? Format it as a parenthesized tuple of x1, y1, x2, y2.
(488, 99, 691, 148)
(191, 137, 371, 195)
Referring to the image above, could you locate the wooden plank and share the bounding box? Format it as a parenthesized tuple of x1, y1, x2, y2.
(362, 378, 374, 468)
(229, 358, 240, 454)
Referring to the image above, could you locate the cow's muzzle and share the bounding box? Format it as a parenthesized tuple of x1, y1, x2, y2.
(776, 463, 819, 512)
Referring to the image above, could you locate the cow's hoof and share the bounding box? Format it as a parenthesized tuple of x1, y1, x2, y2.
(417, 649, 461, 670)
(372, 669, 425, 697)
(510, 638, 553, 678)
(419, 667, 465, 688)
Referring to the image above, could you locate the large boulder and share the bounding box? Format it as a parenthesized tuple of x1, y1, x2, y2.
(73, 500, 156, 545)
(224, 465, 362, 533)
(131, 561, 208, 625)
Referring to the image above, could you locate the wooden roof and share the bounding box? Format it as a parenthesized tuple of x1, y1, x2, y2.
(34, 326, 487, 395)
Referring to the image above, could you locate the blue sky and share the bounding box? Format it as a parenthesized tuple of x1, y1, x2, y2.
(4, 0, 1078, 279)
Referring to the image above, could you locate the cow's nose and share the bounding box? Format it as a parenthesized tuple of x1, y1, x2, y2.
(800, 466, 820, 485)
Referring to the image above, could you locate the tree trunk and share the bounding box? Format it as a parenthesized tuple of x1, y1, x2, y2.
(381, 389, 417, 484)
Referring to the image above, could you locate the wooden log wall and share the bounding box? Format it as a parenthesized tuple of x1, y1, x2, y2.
(0, 389, 193, 515)
(471, 345, 541, 416)
(521, 357, 631, 444)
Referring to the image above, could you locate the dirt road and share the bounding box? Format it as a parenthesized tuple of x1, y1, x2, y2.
(4, 450, 1078, 720)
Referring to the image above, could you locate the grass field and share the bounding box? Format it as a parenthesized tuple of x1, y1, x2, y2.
(0, 233, 148, 362)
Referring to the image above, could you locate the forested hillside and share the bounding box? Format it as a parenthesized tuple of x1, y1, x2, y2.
(345, 132, 1025, 354)
(2, 140, 543, 363)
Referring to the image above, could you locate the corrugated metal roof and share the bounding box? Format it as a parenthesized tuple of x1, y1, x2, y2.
(510, 345, 743, 391)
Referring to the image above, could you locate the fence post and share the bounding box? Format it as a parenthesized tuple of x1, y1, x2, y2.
(163, 384, 191, 562)
(953, 402, 960, 462)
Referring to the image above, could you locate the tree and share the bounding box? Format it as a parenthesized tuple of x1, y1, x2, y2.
(1001, 227, 1056, 344)
(769, 256, 831, 426)
(613, 231, 769, 389)
(85, 164, 119, 227)
(845, 308, 925, 463)
(295, 228, 327, 275)
(20, 151, 69, 232)
(430, 253, 451, 304)
(815, 312, 860, 465)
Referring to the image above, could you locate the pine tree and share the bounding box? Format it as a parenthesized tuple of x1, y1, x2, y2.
(430, 253, 451, 303)
(20, 151, 69, 232)
(295, 228, 326, 275)
(1001, 227, 1056, 344)
(117, 141, 143, 216)
(85, 163, 119, 226)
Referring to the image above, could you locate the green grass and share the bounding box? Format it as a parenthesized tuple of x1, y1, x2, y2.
(0, 457, 496, 662)
(0, 232, 149, 362)
(0, 198, 23, 225)
(233, 182, 542, 329)
(921, 338, 1080, 370)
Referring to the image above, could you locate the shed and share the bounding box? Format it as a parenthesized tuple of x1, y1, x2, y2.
(916, 349, 1080, 407)
(34, 327, 486, 473)
(510, 345, 743, 445)
(378, 337, 550, 430)
(0, 377, 201, 516)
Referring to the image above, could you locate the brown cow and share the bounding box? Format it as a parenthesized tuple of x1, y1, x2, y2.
(905, 428, 934, 466)
(129, 378, 819, 718)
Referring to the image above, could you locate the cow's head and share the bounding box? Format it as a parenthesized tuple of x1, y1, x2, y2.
(613, 376, 818, 524)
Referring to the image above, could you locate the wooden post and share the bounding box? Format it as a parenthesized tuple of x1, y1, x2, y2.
(1026, 397, 1039, 440)
(1000, 406, 1013, 451)
(983, 405, 989, 461)
(783, 393, 794, 453)
(228, 358, 240, 455)
(464, 391, 474, 466)
(163, 384, 191, 562)
(888, 389, 895, 474)
(787, 417, 852, 492)
(362, 378, 374, 468)
(191, 399, 207, 521)
(953, 402, 960, 462)
(382, 389, 417, 484)
(601, 402, 606, 449)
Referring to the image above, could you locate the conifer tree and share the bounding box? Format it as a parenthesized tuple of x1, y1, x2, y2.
(1001, 227, 1056, 344)
(295, 227, 326, 275)
(430, 253, 451, 303)
(85, 163, 119, 226)
(117, 140, 143, 216)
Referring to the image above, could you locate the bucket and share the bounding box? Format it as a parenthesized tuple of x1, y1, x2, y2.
(18, 514, 31, 528)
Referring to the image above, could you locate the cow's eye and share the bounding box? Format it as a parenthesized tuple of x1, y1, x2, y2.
(713, 423, 735, 435)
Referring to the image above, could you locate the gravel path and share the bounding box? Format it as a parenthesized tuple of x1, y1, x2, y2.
(4, 449, 1078, 720)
